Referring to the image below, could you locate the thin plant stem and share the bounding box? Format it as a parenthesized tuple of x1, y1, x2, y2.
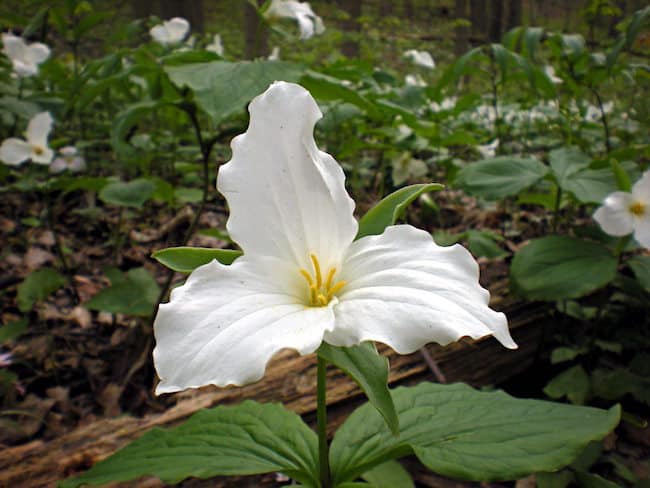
(590, 87, 611, 154)
(317, 355, 331, 488)
(552, 186, 562, 233)
(46, 192, 80, 304)
(489, 53, 502, 148)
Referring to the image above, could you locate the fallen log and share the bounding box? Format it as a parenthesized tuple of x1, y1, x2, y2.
(0, 288, 549, 488)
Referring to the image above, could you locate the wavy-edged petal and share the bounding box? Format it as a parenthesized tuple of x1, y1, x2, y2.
(1, 33, 25, 60)
(25, 42, 50, 64)
(632, 170, 650, 204)
(0, 138, 31, 165)
(325, 225, 516, 353)
(594, 192, 635, 236)
(165, 17, 190, 43)
(153, 256, 336, 393)
(31, 146, 53, 165)
(633, 215, 650, 249)
(217, 81, 357, 271)
(26, 112, 52, 147)
(149, 24, 169, 44)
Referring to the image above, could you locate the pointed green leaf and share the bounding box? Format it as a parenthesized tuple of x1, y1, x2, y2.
(544, 365, 591, 405)
(99, 179, 155, 208)
(85, 267, 160, 316)
(510, 236, 617, 301)
(152, 247, 242, 273)
(356, 183, 443, 239)
(330, 383, 620, 484)
(549, 146, 591, 189)
(60, 401, 319, 488)
(17, 268, 66, 312)
(361, 460, 414, 488)
(318, 342, 398, 435)
(628, 255, 650, 291)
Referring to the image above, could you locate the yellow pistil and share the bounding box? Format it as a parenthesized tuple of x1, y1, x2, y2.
(629, 201, 646, 217)
(299, 253, 346, 307)
(33, 145, 44, 156)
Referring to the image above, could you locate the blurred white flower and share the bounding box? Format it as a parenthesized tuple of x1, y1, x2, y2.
(268, 46, 281, 60)
(1, 32, 50, 77)
(585, 101, 613, 123)
(404, 49, 435, 69)
(50, 146, 86, 174)
(149, 17, 190, 46)
(264, 0, 325, 39)
(405, 73, 426, 87)
(594, 170, 650, 248)
(206, 33, 223, 56)
(543, 65, 563, 84)
(477, 139, 499, 159)
(0, 112, 53, 166)
(430, 96, 457, 113)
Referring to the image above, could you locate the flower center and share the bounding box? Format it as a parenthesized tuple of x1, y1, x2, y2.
(299, 254, 346, 307)
(629, 201, 646, 217)
(33, 145, 44, 156)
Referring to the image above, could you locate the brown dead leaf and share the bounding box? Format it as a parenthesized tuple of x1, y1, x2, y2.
(97, 383, 123, 417)
(36, 230, 55, 247)
(0, 394, 56, 443)
(0, 216, 16, 232)
(24, 247, 55, 270)
(67, 306, 92, 329)
(515, 475, 536, 488)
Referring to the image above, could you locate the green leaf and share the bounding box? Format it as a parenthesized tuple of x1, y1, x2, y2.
(318, 342, 398, 436)
(165, 60, 303, 124)
(361, 460, 414, 488)
(152, 247, 242, 273)
(549, 146, 591, 189)
(591, 369, 650, 405)
(536, 470, 574, 488)
(544, 365, 591, 405)
(510, 236, 617, 301)
(329, 383, 620, 484)
(99, 179, 155, 208)
(300, 71, 379, 117)
(628, 255, 650, 291)
(174, 187, 203, 203)
(465, 230, 508, 259)
(454, 157, 548, 200)
(356, 183, 443, 239)
(558, 161, 638, 204)
(17, 268, 66, 312)
(550, 347, 587, 364)
(112, 100, 173, 157)
(60, 401, 318, 488)
(574, 470, 620, 488)
(0, 318, 28, 343)
(85, 267, 160, 316)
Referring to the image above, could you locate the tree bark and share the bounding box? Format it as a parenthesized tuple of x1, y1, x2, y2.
(506, 0, 523, 31)
(244, 0, 268, 59)
(489, 0, 504, 42)
(455, 0, 470, 56)
(470, 0, 488, 41)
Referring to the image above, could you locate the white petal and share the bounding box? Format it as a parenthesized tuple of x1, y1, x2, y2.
(634, 216, 650, 249)
(24, 42, 50, 64)
(11, 59, 37, 77)
(68, 156, 86, 172)
(149, 24, 170, 44)
(49, 157, 67, 173)
(296, 13, 315, 39)
(593, 192, 635, 236)
(326, 225, 517, 352)
(26, 112, 53, 147)
(631, 170, 650, 203)
(217, 81, 358, 272)
(165, 17, 190, 43)
(0, 138, 32, 165)
(31, 146, 53, 165)
(1, 33, 26, 61)
(153, 257, 335, 393)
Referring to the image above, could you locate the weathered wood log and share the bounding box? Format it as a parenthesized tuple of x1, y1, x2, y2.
(0, 290, 549, 488)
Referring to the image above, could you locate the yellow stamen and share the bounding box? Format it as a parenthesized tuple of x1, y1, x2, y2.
(299, 253, 346, 307)
(33, 146, 44, 156)
(630, 201, 646, 217)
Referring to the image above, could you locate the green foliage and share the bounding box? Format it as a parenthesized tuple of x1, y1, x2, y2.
(510, 236, 617, 301)
(17, 268, 66, 312)
(85, 267, 160, 316)
(60, 401, 319, 488)
(0, 318, 28, 342)
(99, 179, 155, 208)
(318, 342, 398, 436)
(330, 383, 620, 484)
(360, 460, 414, 488)
(152, 247, 242, 273)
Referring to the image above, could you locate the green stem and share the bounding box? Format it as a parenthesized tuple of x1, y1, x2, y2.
(552, 186, 562, 233)
(317, 355, 331, 488)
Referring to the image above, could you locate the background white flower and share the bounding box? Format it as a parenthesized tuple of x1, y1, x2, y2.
(268, 46, 281, 60)
(149, 17, 190, 46)
(405, 73, 426, 87)
(477, 139, 499, 159)
(404, 49, 435, 69)
(0, 112, 54, 166)
(264, 0, 325, 39)
(206, 33, 223, 55)
(594, 170, 650, 248)
(50, 146, 86, 173)
(1, 32, 50, 77)
(153, 81, 516, 394)
(543, 65, 563, 84)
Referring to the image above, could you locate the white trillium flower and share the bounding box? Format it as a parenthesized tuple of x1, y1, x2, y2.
(0, 112, 54, 166)
(153, 82, 516, 394)
(593, 171, 650, 248)
(149, 17, 190, 46)
(206, 33, 223, 56)
(1, 32, 50, 77)
(404, 49, 435, 69)
(268, 46, 281, 60)
(264, 0, 325, 40)
(477, 139, 499, 159)
(430, 96, 457, 113)
(50, 146, 86, 174)
(543, 65, 563, 84)
(405, 73, 426, 87)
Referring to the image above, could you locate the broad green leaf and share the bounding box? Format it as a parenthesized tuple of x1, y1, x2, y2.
(628, 256, 650, 291)
(99, 179, 155, 208)
(60, 401, 318, 488)
(17, 268, 66, 312)
(549, 146, 591, 189)
(544, 365, 591, 405)
(560, 159, 639, 204)
(361, 460, 414, 488)
(165, 60, 303, 124)
(329, 383, 620, 484)
(454, 157, 548, 200)
(591, 369, 650, 405)
(318, 342, 398, 436)
(550, 347, 587, 364)
(300, 71, 379, 117)
(0, 318, 28, 342)
(174, 187, 203, 203)
(536, 470, 574, 488)
(111, 100, 173, 157)
(153, 247, 242, 273)
(465, 230, 508, 259)
(356, 183, 443, 239)
(510, 236, 617, 301)
(574, 471, 620, 488)
(85, 267, 160, 316)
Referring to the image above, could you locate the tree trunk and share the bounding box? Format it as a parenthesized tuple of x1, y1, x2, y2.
(336, 0, 362, 58)
(470, 0, 488, 41)
(506, 0, 523, 31)
(455, 0, 470, 56)
(244, 0, 268, 59)
(379, 0, 393, 16)
(489, 0, 504, 42)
